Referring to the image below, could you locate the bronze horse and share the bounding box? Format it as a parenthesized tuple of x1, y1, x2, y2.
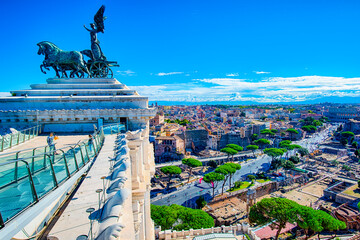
(37, 41, 90, 78)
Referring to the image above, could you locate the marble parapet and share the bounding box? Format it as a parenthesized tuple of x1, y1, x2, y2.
(0, 78, 156, 132)
(0, 78, 147, 110)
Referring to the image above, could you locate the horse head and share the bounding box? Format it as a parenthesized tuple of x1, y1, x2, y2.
(37, 41, 60, 57)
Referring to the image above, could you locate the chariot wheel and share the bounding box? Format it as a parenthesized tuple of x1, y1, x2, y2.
(108, 68, 113, 78)
(89, 61, 110, 78)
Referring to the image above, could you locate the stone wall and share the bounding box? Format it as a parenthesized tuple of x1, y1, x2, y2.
(0, 108, 157, 133)
(179, 130, 209, 151)
(157, 223, 260, 240)
(209, 181, 277, 206)
(218, 133, 250, 149)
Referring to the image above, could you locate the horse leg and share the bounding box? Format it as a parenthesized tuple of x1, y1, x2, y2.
(52, 66, 60, 78)
(40, 64, 47, 74)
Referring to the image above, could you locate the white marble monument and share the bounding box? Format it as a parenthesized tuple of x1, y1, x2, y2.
(0, 78, 156, 132)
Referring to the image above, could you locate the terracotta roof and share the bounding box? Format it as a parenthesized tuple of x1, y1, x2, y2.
(254, 222, 296, 239)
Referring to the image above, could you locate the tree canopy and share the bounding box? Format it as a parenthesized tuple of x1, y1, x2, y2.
(160, 166, 182, 188)
(251, 134, 258, 141)
(151, 204, 214, 231)
(312, 120, 323, 127)
(220, 147, 238, 162)
(182, 158, 202, 182)
(286, 128, 299, 140)
(246, 145, 259, 157)
(160, 166, 182, 175)
(298, 147, 309, 157)
(341, 131, 355, 137)
(182, 158, 202, 168)
(249, 198, 346, 240)
(283, 160, 295, 170)
(254, 138, 271, 148)
(215, 164, 235, 194)
(264, 148, 286, 160)
(302, 125, 317, 133)
(203, 172, 225, 197)
(224, 162, 241, 189)
(289, 155, 300, 164)
(226, 144, 243, 152)
(260, 129, 275, 136)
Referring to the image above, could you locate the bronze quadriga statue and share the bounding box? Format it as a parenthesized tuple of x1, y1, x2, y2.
(37, 5, 119, 79)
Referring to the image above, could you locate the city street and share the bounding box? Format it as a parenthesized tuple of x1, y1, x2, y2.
(151, 125, 336, 207)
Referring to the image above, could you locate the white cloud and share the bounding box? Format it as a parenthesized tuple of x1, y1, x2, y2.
(0, 92, 10, 97)
(156, 72, 183, 76)
(130, 76, 360, 103)
(226, 73, 239, 77)
(254, 71, 271, 74)
(116, 70, 135, 76)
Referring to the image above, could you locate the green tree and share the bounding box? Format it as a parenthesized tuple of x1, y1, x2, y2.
(224, 162, 241, 189)
(226, 144, 243, 152)
(337, 125, 343, 132)
(279, 141, 301, 158)
(208, 160, 217, 169)
(254, 138, 271, 149)
(355, 149, 360, 158)
(247, 174, 256, 182)
(151, 204, 177, 230)
(246, 145, 259, 158)
(302, 125, 317, 133)
(296, 206, 323, 240)
(315, 210, 346, 238)
(260, 129, 275, 138)
(271, 129, 278, 134)
(341, 131, 355, 139)
(264, 148, 286, 162)
(312, 120, 323, 127)
(203, 172, 225, 197)
(289, 155, 300, 164)
(342, 164, 351, 171)
(220, 147, 238, 163)
(234, 180, 242, 188)
(320, 116, 329, 123)
(303, 116, 315, 126)
(182, 158, 202, 183)
(331, 160, 339, 166)
(249, 198, 299, 240)
(286, 128, 299, 140)
(151, 204, 214, 231)
(352, 141, 358, 149)
(298, 147, 309, 157)
(264, 148, 287, 171)
(251, 133, 258, 142)
(215, 164, 234, 195)
(283, 160, 295, 170)
(160, 166, 182, 188)
(250, 198, 345, 240)
(340, 138, 348, 146)
(196, 196, 207, 209)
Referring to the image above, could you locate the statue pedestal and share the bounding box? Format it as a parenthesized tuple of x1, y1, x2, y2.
(0, 78, 156, 132)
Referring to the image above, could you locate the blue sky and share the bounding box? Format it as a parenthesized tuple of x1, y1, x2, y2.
(1, 0, 360, 103)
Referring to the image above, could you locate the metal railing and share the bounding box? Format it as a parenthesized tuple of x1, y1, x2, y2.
(0, 125, 41, 152)
(0, 123, 124, 228)
(102, 123, 126, 135)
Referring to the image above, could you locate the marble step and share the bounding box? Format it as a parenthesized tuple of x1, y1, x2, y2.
(11, 89, 136, 97)
(30, 84, 126, 89)
(46, 78, 119, 84)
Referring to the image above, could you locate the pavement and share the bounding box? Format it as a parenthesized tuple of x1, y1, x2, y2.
(0, 134, 90, 161)
(151, 125, 335, 207)
(155, 150, 255, 168)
